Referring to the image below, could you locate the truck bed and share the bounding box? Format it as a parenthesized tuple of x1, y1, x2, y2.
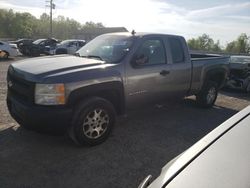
(189, 53, 230, 94)
(191, 53, 228, 61)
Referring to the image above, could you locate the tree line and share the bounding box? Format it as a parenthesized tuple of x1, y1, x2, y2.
(188, 33, 250, 54)
(0, 9, 249, 54)
(0, 9, 104, 39)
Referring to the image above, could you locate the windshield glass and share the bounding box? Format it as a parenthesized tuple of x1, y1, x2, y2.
(231, 56, 250, 64)
(77, 34, 134, 63)
(33, 39, 45, 45)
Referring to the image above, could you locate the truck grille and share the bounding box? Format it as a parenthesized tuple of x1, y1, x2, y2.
(7, 69, 35, 104)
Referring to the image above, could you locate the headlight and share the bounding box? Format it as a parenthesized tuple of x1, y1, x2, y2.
(35, 84, 65, 105)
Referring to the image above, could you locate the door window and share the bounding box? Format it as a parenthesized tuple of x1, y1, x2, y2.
(134, 39, 166, 66)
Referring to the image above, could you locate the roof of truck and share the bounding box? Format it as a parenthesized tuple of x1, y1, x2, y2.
(102, 32, 183, 38)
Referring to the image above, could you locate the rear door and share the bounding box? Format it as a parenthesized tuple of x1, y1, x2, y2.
(166, 37, 192, 97)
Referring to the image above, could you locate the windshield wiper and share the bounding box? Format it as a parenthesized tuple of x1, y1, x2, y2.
(81, 55, 103, 61)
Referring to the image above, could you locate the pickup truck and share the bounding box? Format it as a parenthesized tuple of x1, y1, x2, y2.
(6, 32, 229, 146)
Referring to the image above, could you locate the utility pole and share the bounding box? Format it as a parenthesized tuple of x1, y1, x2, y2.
(46, 0, 55, 38)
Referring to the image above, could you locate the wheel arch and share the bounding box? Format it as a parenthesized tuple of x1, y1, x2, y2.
(2, 50, 9, 58)
(67, 81, 125, 115)
(203, 68, 228, 89)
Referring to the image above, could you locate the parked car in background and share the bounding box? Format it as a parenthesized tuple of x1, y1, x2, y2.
(10, 38, 33, 48)
(139, 105, 250, 188)
(53, 39, 86, 55)
(20, 38, 59, 56)
(10, 38, 33, 55)
(0, 40, 19, 59)
(7, 32, 229, 146)
(226, 55, 250, 92)
(0, 50, 7, 58)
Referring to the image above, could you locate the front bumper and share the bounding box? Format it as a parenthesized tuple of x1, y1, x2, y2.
(7, 97, 73, 132)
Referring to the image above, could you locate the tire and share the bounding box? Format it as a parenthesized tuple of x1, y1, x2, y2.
(196, 81, 218, 108)
(68, 97, 116, 146)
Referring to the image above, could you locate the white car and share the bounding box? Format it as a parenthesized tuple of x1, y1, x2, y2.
(54, 39, 86, 55)
(139, 105, 250, 188)
(0, 41, 19, 58)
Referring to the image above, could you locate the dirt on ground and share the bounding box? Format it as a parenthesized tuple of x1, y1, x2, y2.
(0, 57, 249, 188)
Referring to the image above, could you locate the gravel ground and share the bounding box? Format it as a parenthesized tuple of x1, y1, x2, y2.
(0, 57, 249, 188)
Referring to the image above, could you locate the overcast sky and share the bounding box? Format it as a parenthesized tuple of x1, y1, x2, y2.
(0, 0, 250, 45)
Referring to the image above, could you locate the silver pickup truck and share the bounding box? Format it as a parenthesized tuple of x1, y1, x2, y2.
(6, 32, 229, 145)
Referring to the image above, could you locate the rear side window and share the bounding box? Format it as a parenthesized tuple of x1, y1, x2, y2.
(169, 38, 185, 63)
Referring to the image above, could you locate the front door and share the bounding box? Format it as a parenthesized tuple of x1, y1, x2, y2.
(125, 38, 171, 108)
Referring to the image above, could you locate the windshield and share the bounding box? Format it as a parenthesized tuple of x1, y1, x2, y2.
(33, 39, 45, 45)
(230, 56, 250, 64)
(77, 34, 134, 63)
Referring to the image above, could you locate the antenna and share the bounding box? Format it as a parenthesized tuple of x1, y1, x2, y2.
(131, 30, 136, 35)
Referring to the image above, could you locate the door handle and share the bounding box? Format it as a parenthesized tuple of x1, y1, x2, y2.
(160, 70, 170, 76)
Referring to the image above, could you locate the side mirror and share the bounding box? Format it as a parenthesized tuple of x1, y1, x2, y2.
(131, 54, 149, 67)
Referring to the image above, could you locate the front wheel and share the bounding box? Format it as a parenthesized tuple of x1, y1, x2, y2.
(68, 97, 116, 146)
(196, 81, 218, 108)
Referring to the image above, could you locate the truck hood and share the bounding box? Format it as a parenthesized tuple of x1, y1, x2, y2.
(11, 55, 118, 83)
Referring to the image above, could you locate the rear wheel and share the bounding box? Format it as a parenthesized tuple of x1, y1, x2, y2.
(196, 81, 218, 108)
(68, 97, 116, 146)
